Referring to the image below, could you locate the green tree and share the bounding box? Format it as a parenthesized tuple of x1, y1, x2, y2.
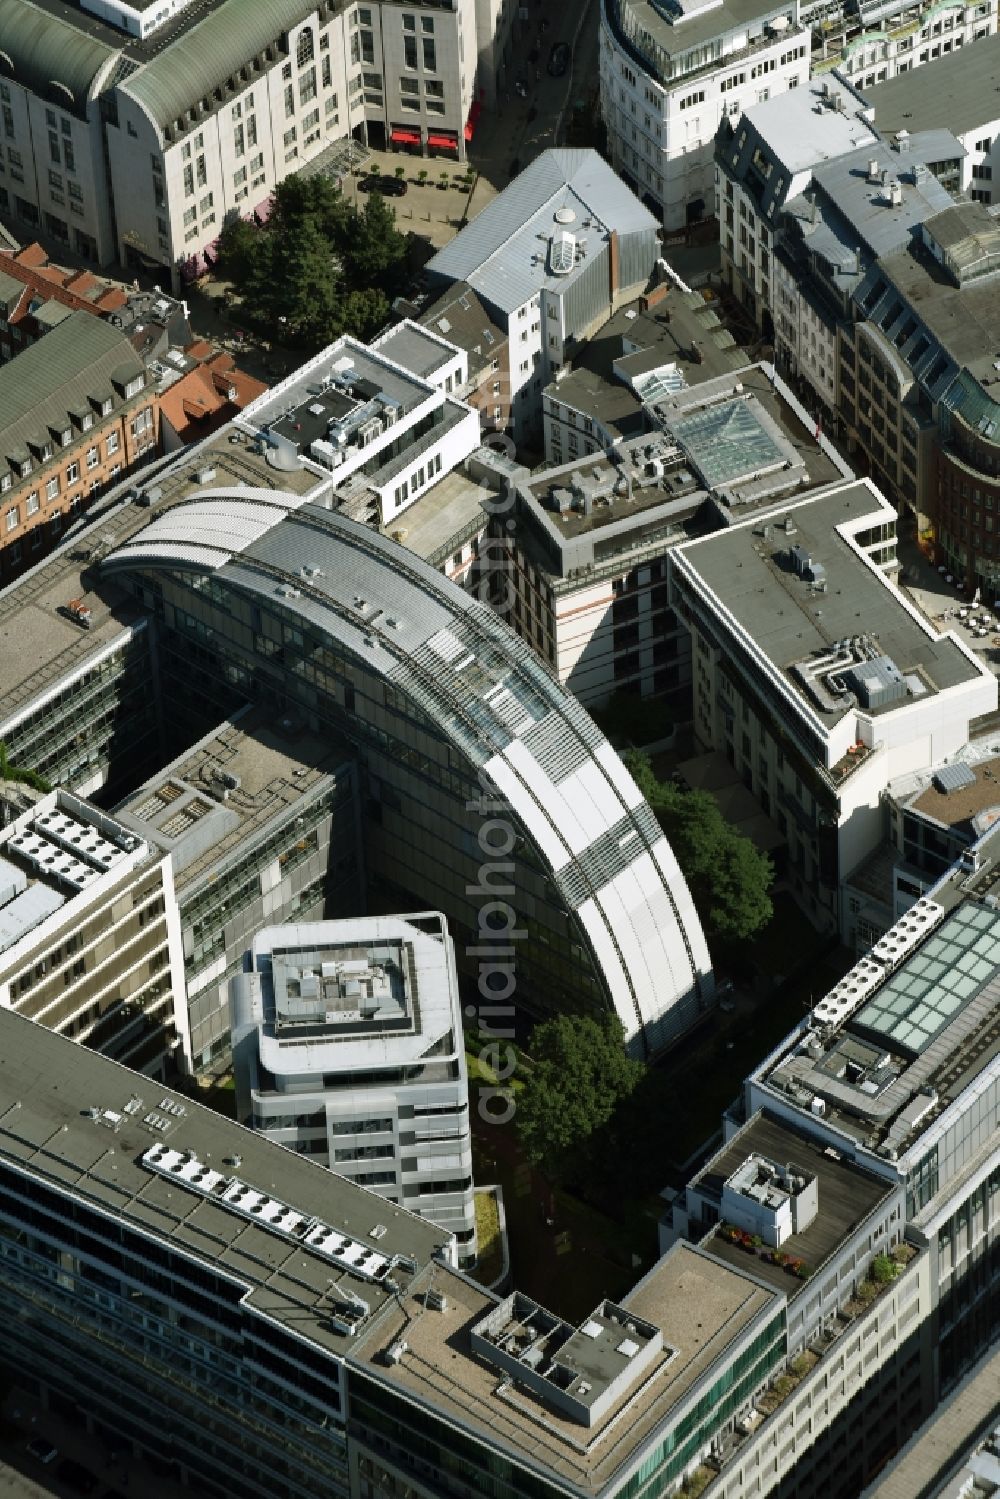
(624, 751, 774, 944)
(268, 215, 342, 345)
(349, 192, 408, 290)
(216, 214, 262, 289)
(516, 1013, 643, 1179)
(338, 286, 391, 341)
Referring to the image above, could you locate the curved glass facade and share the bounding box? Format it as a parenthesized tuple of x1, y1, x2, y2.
(102, 492, 715, 1058)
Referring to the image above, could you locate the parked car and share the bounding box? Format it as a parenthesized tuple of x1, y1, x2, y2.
(547, 41, 571, 76)
(358, 174, 407, 197)
(25, 1438, 58, 1465)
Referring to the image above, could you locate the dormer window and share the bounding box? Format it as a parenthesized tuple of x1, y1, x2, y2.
(60, 428, 71, 447)
(18, 460, 30, 478)
(0, 474, 10, 493)
(40, 442, 52, 461)
(125, 375, 143, 399)
(101, 398, 112, 417)
(82, 412, 93, 431)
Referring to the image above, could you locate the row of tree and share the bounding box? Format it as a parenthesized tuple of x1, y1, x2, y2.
(217, 174, 410, 348)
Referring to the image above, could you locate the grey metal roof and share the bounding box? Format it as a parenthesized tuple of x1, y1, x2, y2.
(427, 150, 659, 318)
(862, 31, 1000, 140)
(0, 0, 120, 113)
(810, 142, 953, 259)
(724, 76, 877, 186)
(0, 311, 146, 487)
(120, 0, 318, 132)
(101, 494, 715, 1056)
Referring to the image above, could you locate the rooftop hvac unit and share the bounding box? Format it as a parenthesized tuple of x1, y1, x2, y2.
(426, 1288, 448, 1311)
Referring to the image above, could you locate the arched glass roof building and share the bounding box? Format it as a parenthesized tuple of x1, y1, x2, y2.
(102, 489, 714, 1057)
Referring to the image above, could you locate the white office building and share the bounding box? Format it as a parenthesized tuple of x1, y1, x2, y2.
(231, 913, 477, 1263)
(1, 0, 504, 286)
(600, 0, 810, 230)
(670, 479, 997, 935)
(426, 150, 661, 440)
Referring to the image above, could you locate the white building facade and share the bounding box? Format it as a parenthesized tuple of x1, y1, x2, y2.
(231, 913, 477, 1263)
(600, 0, 810, 230)
(1, 0, 497, 288)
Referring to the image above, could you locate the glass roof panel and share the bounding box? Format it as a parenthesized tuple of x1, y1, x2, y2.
(851, 904, 1000, 1057)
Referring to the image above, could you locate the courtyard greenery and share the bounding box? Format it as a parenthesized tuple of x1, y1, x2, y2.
(625, 750, 774, 945)
(216, 173, 409, 348)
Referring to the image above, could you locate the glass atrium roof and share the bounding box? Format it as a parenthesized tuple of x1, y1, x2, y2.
(852, 904, 1000, 1056)
(670, 399, 787, 489)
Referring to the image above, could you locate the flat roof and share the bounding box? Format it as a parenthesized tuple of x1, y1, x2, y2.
(613, 0, 802, 69)
(694, 1113, 898, 1298)
(905, 755, 1000, 835)
(756, 822, 1000, 1161)
(862, 32, 1000, 139)
(384, 470, 490, 566)
(735, 75, 877, 176)
(0, 425, 327, 738)
(0, 1007, 449, 1353)
(245, 914, 460, 1072)
(674, 481, 982, 729)
(878, 226, 1000, 390)
(112, 705, 353, 895)
(348, 1241, 780, 1496)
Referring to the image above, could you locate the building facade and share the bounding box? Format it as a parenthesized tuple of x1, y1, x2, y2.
(231, 913, 477, 1261)
(1, 0, 504, 286)
(0, 788, 187, 1073)
(113, 708, 363, 1072)
(600, 0, 810, 230)
(98, 483, 716, 1059)
(0, 310, 158, 582)
(480, 361, 847, 710)
(426, 150, 661, 440)
(670, 480, 996, 934)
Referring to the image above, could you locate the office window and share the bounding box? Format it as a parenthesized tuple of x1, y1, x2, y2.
(66, 461, 79, 484)
(46, 476, 59, 500)
(106, 431, 120, 456)
(423, 37, 436, 70)
(4, 507, 17, 532)
(25, 491, 38, 514)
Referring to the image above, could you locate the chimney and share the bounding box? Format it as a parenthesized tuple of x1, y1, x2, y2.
(608, 228, 620, 303)
(867, 159, 880, 184)
(690, 340, 704, 364)
(889, 178, 902, 207)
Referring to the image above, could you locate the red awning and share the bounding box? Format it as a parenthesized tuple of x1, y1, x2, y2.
(428, 134, 458, 150)
(464, 100, 482, 142)
(391, 127, 422, 145)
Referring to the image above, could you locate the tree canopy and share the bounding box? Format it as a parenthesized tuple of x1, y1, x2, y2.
(216, 173, 408, 348)
(625, 750, 774, 945)
(516, 1013, 643, 1181)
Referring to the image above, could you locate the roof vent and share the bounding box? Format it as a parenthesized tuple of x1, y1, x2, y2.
(554, 206, 576, 225)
